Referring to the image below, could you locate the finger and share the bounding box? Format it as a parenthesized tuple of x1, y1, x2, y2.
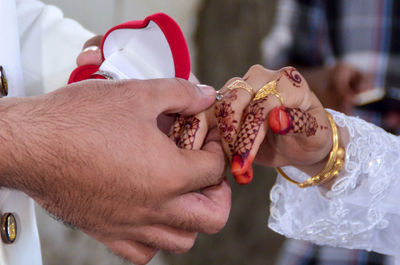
(267, 106, 331, 164)
(131, 225, 197, 253)
(76, 50, 103, 66)
(215, 78, 254, 158)
(189, 72, 200, 84)
(352, 72, 373, 93)
(175, 130, 227, 191)
(83, 35, 104, 50)
(157, 114, 176, 135)
(159, 178, 231, 234)
(230, 66, 314, 184)
(169, 77, 255, 151)
(230, 96, 279, 184)
(77, 35, 104, 66)
(107, 240, 157, 265)
(144, 79, 216, 116)
(169, 111, 208, 150)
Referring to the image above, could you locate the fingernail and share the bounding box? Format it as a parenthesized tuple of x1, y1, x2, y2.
(231, 155, 246, 175)
(82, 46, 100, 53)
(197, 84, 216, 96)
(234, 168, 253, 185)
(268, 106, 291, 135)
(231, 154, 254, 177)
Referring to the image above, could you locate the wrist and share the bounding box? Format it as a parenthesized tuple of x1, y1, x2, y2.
(297, 122, 349, 189)
(0, 97, 28, 188)
(0, 96, 54, 197)
(280, 111, 348, 188)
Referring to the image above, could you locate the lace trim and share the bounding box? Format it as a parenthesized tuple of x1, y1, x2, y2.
(268, 109, 400, 250)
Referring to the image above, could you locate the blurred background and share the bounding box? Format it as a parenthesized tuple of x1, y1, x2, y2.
(38, 0, 282, 264)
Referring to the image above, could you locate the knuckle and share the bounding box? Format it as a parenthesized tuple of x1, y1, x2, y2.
(174, 238, 196, 254)
(205, 208, 230, 234)
(249, 64, 265, 71)
(244, 64, 272, 81)
(174, 78, 197, 97)
(126, 80, 152, 103)
(278, 66, 308, 90)
(134, 250, 157, 265)
(83, 35, 103, 48)
(224, 77, 242, 86)
(247, 64, 266, 74)
(278, 66, 304, 79)
(279, 65, 298, 72)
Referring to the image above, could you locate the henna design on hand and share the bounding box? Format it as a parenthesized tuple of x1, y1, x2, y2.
(231, 97, 268, 184)
(215, 90, 239, 152)
(169, 115, 201, 150)
(269, 106, 321, 136)
(169, 115, 186, 144)
(283, 67, 303, 87)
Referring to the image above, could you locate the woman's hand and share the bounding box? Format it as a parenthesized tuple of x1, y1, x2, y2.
(170, 65, 337, 185)
(215, 65, 334, 184)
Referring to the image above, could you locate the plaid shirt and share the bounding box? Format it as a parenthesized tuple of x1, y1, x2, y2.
(262, 0, 400, 264)
(262, 0, 400, 130)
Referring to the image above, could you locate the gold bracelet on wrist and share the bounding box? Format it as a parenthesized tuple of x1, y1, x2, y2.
(275, 111, 345, 188)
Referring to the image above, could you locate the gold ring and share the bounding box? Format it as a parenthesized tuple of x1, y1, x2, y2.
(227, 80, 254, 95)
(253, 80, 284, 104)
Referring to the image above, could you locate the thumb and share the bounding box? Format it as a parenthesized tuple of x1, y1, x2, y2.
(148, 78, 216, 116)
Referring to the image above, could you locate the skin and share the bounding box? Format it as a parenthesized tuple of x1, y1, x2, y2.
(174, 65, 347, 186)
(4, 38, 232, 265)
(76, 36, 346, 261)
(76, 35, 103, 66)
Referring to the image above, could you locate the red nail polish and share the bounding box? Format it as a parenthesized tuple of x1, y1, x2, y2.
(269, 106, 291, 135)
(234, 167, 253, 185)
(231, 155, 246, 176)
(231, 154, 254, 184)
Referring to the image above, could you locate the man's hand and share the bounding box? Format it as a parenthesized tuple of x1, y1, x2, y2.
(302, 62, 372, 114)
(0, 78, 230, 265)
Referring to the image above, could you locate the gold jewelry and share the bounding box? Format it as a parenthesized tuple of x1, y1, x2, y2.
(216, 79, 254, 101)
(253, 80, 284, 104)
(227, 80, 254, 95)
(276, 111, 345, 188)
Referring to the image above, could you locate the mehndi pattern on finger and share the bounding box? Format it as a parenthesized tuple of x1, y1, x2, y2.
(231, 97, 269, 184)
(169, 115, 201, 150)
(233, 99, 267, 158)
(215, 90, 239, 152)
(169, 115, 186, 144)
(269, 106, 327, 136)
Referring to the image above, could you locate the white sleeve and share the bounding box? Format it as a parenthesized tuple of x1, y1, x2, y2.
(268, 109, 400, 259)
(16, 0, 94, 95)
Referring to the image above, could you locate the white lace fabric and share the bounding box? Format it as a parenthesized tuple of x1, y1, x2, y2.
(268, 109, 400, 259)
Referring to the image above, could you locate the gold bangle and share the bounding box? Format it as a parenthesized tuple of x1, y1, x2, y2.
(276, 111, 345, 188)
